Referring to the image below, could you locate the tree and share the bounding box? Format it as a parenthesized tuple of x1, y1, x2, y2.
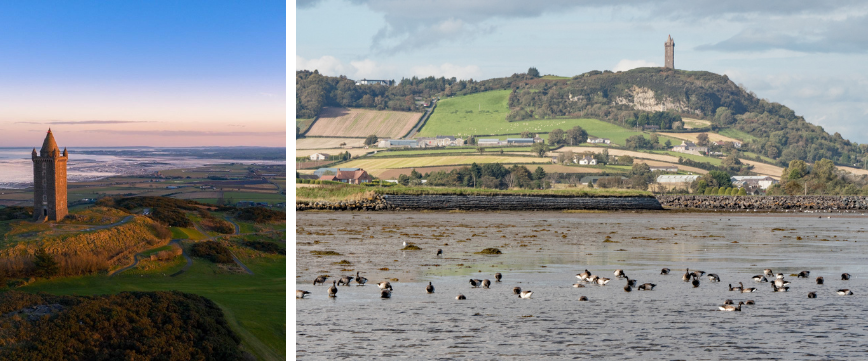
(477, 146, 486, 154)
(767, 146, 779, 159)
(619, 155, 634, 165)
(649, 134, 659, 147)
(565, 126, 588, 145)
(703, 170, 732, 189)
(600, 148, 609, 165)
(714, 107, 735, 125)
(521, 131, 535, 139)
(786, 160, 808, 180)
(398, 174, 410, 186)
(532, 166, 546, 181)
(531, 142, 550, 157)
(549, 128, 565, 145)
(625, 135, 652, 150)
(696, 133, 710, 146)
(664, 139, 672, 148)
(364, 135, 379, 146)
(737, 187, 747, 196)
(481, 176, 501, 189)
(33, 248, 59, 278)
(563, 150, 575, 164)
(527, 67, 540, 78)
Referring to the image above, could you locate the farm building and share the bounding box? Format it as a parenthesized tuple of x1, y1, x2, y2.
(506, 137, 542, 145)
(379, 139, 419, 148)
(355, 78, 391, 86)
(650, 166, 678, 172)
(731, 176, 778, 190)
(309, 153, 330, 161)
(577, 155, 597, 165)
(314, 167, 360, 177)
(477, 139, 502, 146)
(417, 136, 465, 147)
(671, 141, 708, 156)
(580, 176, 627, 186)
(587, 137, 611, 144)
(334, 169, 374, 184)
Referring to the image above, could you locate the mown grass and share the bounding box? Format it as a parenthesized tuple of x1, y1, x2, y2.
(22, 254, 286, 361)
(718, 128, 759, 143)
(646, 150, 723, 165)
(169, 226, 206, 240)
(223, 191, 286, 204)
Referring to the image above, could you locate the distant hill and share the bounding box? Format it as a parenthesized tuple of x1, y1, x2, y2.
(296, 68, 867, 168)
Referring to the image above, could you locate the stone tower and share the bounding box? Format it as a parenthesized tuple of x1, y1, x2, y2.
(664, 35, 675, 69)
(32, 129, 68, 221)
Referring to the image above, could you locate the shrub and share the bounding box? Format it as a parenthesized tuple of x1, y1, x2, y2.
(33, 249, 59, 279)
(190, 241, 234, 263)
(149, 207, 192, 227)
(0, 206, 32, 221)
(236, 207, 285, 223)
(241, 240, 285, 255)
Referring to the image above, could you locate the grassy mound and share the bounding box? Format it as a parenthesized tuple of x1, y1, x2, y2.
(190, 241, 234, 263)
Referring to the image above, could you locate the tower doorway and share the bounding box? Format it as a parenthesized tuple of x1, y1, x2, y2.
(43, 209, 47, 216)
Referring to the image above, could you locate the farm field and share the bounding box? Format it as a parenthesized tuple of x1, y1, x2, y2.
(371, 147, 532, 157)
(296, 118, 315, 134)
(681, 118, 711, 129)
(306, 107, 422, 138)
(557, 147, 710, 174)
(295, 137, 366, 149)
(718, 128, 759, 142)
(340, 155, 551, 177)
(375, 163, 622, 179)
(657, 132, 742, 145)
(837, 165, 868, 176)
(741, 159, 784, 179)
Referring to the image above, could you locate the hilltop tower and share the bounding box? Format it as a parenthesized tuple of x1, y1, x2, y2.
(32, 129, 68, 221)
(664, 35, 675, 69)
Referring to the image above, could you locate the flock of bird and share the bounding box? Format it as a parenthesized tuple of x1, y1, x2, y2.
(297, 265, 855, 310)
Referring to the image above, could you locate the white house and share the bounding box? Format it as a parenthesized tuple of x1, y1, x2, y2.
(309, 153, 330, 161)
(588, 137, 611, 144)
(577, 155, 597, 165)
(731, 176, 778, 190)
(671, 141, 708, 156)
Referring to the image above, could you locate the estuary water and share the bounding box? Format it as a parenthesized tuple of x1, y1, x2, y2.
(296, 212, 868, 360)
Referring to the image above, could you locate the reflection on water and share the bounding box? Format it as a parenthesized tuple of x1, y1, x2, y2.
(296, 212, 868, 360)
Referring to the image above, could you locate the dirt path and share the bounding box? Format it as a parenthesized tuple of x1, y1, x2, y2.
(194, 219, 254, 275)
(111, 239, 187, 277)
(80, 215, 134, 232)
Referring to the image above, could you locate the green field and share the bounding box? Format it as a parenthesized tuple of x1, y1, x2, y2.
(371, 147, 533, 157)
(646, 150, 723, 165)
(170, 226, 206, 240)
(296, 118, 315, 134)
(341, 155, 550, 170)
(419, 91, 679, 145)
(224, 192, 286, 204)
(23, 254, 286, 361)
(718, 128, 759, 143)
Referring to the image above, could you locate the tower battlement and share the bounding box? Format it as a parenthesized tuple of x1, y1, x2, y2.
(664, 35, 675, 69)
(32, 129, 68, 221)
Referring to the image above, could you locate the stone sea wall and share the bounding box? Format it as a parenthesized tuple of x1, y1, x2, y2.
(657, 195, 868, 211)
(296, 194, 663, 211)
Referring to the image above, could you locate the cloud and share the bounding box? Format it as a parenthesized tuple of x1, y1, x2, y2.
(612, 59, 659, 72)
(296, 0, 324, 9)
(296, 55, 396, 79)
(81, 130, 281, 137)
(295, 55, 349, 76)
(16, 120, 152, 125)
(695, 13, 868, 53)
(410, 63, 482, 80)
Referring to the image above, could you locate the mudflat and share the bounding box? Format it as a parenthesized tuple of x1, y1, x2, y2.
(296, 211, 868, 359)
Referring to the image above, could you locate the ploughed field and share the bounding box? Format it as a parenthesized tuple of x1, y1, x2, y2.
(296, 211, 868, 360)
(306, 107, 421, 138)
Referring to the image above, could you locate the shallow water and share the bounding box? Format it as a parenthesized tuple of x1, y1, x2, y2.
(296, 212, 868, 360)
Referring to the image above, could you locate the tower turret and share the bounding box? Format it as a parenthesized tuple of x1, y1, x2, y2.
(664, 35, 675, 69)
(32, 129, 68, 221)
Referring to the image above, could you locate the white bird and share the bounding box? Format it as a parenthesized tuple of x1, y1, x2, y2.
(837, 289, 853, 295)
(751, 275, 767, 283)
(402, 241, 407, 247)
(518, 290, 533, 299)
(719, 301, 744, 311)
(377, 281, 392, 290)
(456, 294, 466, 300)
(296, 290, 311, 299)
(595, 277, 611, 286)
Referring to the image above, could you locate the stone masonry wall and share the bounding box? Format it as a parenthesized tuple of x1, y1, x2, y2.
(657, 195, 868, 211)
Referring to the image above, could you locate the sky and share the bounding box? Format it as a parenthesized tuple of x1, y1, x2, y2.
(0, 1, 286, 147)
(295, 0, 868, 144)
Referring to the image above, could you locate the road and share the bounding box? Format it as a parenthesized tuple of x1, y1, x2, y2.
(403, 101, 436, 139)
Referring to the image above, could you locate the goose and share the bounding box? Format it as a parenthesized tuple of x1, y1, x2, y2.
(723, 299, 734, 305)
(572, 283, 586, 288)
(313, 275, 328, 286)
(436, 249, 443, 256)
(841, 273, 851, 280)
(495, 272, 502, 282)
(808, 292, 817, 298)
(614, 269, 626, 278)
(625, 276, 637, 288)
(578, 296, 588, 301)
(456, 294, 466, 300)
(797, 271, 810, 278)
(816, 276, 824, 285)
(707, 274, 720, 282)
(774, 279, 790, 288)
(595, 277, 611, 286)
(328, 281, 338, 297)
(296, 290, 311, 299)
(660, 268, 671, 275)
(776, 273, 785, 279)
(837, 289, 853, 295)
(729, 283, 743, 292)
(741, 286, 757, 293)
(719, 301, 744, 311)
(513, 287, 522, 295)
(624, 284, 632, 292)
(763, 269, 774, 277)
(469, 279, 482, 288)
(745, 300, 755, 305)
(377, 281, 393, 290)
(518, 290, 533, 299)
(426, 282, 435, 294)
(337, 275, 354, 286)
(692, 270, 706, 278)
(637, 283, 656, 291)
(589, 275, 600, 283)
(772, 284, 789, 292)
(381, 289, 391, 298)
(682, 269, 692, 282)
(577, 269, 592, 281)
(751, 275, 767, 283)
(692, 278, 700, 288)
(482, 279, 491, 289)
(355, 272, 367, 286)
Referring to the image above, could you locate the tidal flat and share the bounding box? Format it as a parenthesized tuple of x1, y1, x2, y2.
(296, 211, 868, 360)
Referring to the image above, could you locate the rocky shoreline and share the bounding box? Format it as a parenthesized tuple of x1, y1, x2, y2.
(656, 195, 868, 211)
(296, 194, 868, 212)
